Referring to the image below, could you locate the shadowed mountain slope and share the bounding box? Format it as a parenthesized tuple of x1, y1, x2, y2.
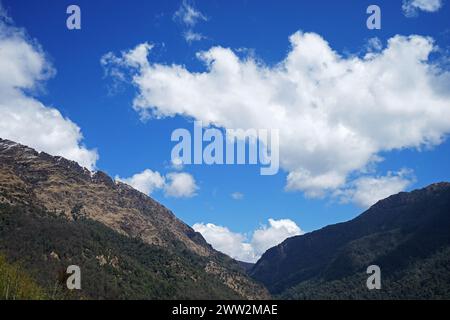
(250, 183, 450, 299)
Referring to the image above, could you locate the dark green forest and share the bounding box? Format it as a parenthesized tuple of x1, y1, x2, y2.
(251, 183, 450, 299)
(0, 203, 244, 300)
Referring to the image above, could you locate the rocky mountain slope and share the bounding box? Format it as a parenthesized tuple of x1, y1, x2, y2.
(0, 138, 269, 299)
(250, 182, 450, 299)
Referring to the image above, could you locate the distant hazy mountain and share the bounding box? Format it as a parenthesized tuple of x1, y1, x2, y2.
(237, 261, 255, 273)
(251, 183, 450, 299)
(0, 138, 269, 300)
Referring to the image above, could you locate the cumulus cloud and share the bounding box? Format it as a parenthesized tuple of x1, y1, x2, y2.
(193, 219, 304, 263)
(193, 223, 255, 262)
(102, 32, 450, 198)
(164, 172, 198, 198)
(251, 219, 303, 258)
(116, 169, 198, 198)
(402, 0, 443, 16)
(116, 169, 165, 195)
(335, 169, 416, 208)
(0, 6, 98, 170)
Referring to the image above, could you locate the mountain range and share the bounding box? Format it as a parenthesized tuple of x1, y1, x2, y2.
(1, 137, 449, 300)
(0, 138, 269, 299)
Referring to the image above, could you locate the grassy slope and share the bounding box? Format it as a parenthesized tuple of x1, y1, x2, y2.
(0, 254, 46, 300)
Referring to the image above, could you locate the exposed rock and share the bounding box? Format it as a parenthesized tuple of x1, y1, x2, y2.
(49, 251, 60, 261)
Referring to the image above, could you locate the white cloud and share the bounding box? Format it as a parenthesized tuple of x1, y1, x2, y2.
(0, 8, 98, 170)
(193, 219, 303, 263)
(173, 0, 207, 27)
(164, 172, 198, 198)
(173, 1, 208, 44)
(231, 192, 244, 200)
(171, 157, 184, 170)
(102, 32, 450, 198)
(251, 219, 303, 259)
(116, 169, 165, 195)
(193, 223, 255, 262)
(184, 30, 205, 43)
(402, 0, 443, 17)
(116, 169, 198, 198)
(335, 169, 415, 208)
(366, 37, 383, 52)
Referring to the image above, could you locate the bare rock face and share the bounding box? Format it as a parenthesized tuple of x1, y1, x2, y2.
(0, 138, 270, 299)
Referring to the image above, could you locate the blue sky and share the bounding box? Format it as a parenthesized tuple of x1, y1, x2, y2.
(1, 0, 449, 262)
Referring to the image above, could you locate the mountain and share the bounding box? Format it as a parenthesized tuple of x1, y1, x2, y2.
(237, 261, 255, 273)
(0, 138, 269, 300)
(250, 183, 450, 299)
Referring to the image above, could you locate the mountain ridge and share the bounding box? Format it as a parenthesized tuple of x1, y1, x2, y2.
(250, 181, 450, 299)
(0, 137, 269, 299)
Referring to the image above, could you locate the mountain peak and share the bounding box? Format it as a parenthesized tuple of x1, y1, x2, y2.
(0, 137, 270, 299)
(251, 182, 450, 299)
